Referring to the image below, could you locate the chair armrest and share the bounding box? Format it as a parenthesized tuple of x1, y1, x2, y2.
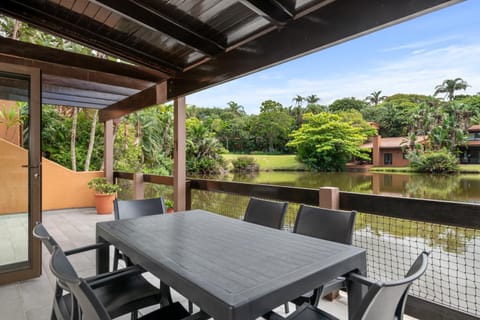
(86, 265, 146, 289)
(64, 242, 109, 256)
(347, 272, 375, 286)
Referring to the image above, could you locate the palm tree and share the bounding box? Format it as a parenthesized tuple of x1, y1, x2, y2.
(365, 90, 385, 106)
(434, 78, 469, 101)
(227, 101, 245, 116)
(292, 95, 304, 126)
(305, 94, 319, 105)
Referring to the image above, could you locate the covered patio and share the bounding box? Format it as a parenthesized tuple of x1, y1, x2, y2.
(0, 1, 478, 320)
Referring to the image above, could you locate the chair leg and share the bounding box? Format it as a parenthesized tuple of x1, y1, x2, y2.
(113, 248, 120, 271)
(159, 282, 173, 306)
(284, 302, 289, 314)
(188, 300, 193, 313)
(131, 311, 138, 320)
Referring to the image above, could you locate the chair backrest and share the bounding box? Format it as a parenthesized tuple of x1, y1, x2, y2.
(33, 222, 60, 254)
(243, 197, 288, 229)
(49, 247, 112, 320)
(352, 251, 430, 320)
(114, 197, 166, 220)
(293, 205, 356, 244)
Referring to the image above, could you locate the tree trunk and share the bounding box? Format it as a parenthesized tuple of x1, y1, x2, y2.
(12, 20, 21, 40)
(71, 107, 78, 171)
(163, 117, 171, 155)
(84, 109, 98, 171)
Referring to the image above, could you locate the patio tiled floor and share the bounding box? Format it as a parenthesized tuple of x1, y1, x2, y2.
(0, 208, 358, 319)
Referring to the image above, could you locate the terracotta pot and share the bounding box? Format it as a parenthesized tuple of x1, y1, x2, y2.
(94, 194, 116, 214)
(167, 208, 175, 214)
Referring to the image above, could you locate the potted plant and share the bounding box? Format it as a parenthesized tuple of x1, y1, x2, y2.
(164, 199, 174, 213)
(88, 177, 121, 214)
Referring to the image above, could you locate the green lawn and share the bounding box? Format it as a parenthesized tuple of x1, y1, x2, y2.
(222, 154, 306, 171)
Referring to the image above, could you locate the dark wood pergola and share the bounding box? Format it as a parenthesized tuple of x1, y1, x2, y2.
(0, 0, 461, 119)
(0, 0, 461, 208)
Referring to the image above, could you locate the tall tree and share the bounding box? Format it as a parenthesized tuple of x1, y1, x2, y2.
(84, 110, 98, 171)
(305, 94, 320, 105)
(329, 97, 368, 113)
(291, 95, 305, 126)
(365, 90, 386, 106)
(227, 101, 245, 116)
(287, 112, 375, 171)
(70, 107, 78, 171)
(434, 78, 469, 101)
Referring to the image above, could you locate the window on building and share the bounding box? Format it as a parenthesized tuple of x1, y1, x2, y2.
(469, 132, 480, 141)
(384, 153, 393, 165)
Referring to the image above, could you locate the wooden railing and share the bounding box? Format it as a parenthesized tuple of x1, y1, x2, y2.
(114, 171, 480, 320)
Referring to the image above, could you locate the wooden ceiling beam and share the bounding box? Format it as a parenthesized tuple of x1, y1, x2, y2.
(93, 0, 226, 56)
(0, 37, 168, 82)
(0, 54, 155, 91)
(99, 82, 167, 122)
(240, 0, 294, 25)
(0, 0, 181, 75)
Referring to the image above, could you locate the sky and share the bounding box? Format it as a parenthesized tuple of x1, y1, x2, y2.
(188, 1, 480, 114)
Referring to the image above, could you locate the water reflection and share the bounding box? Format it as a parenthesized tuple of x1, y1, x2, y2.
(211, 171, 480, 203)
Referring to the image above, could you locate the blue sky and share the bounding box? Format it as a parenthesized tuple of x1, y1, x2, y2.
(189, 1, 480, 114)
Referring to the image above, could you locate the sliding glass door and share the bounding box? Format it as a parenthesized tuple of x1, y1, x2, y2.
(0, 62, 41, 284)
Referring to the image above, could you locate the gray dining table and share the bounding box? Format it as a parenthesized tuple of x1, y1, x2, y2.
(96, 209, 366, 320)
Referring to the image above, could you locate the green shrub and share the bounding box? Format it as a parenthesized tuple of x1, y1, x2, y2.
(232, 156, 259, 172)
(87, 177, 121, 194)
(409, 149, 459, 173)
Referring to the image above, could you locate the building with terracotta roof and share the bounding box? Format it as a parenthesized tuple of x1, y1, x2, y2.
(361, 136, 427, 167)
(362, 125, 480, 166)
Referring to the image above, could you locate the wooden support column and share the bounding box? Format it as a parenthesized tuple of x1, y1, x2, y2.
(319, 186, 340, 301)
(133, 173, 145, 200)
(104, 120, 114, 183)
(174, 96, 186, 211)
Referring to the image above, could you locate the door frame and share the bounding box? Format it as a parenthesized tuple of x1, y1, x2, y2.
(0, 62, 42, 284)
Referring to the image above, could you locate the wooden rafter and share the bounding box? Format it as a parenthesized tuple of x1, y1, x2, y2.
(99, 82, 167, 121)
(92, 0, 226, 56)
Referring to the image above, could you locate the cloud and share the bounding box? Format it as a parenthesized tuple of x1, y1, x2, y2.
(381, 35, 461, 52)
(188, 43, 480, 114)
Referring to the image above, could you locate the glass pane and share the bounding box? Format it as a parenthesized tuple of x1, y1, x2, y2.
(0, 72, 29, 268)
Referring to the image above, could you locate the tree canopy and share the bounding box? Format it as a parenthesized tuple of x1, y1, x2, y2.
(287, 112, 375, 171)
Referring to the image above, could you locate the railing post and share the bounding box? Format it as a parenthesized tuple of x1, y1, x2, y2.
(103, 120, 114, 183)
(173, 96, 186, 211)
(186, 180, 192, 210)
(133, 173, 145, 200)
(319, 187, 339, 209)
(319, 186, 340, 300)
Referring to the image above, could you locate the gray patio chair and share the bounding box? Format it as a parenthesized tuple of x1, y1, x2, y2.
(282, 251, 430, 320)
(114, 197, 196, 313)
(33, 222, 164, 320)
(243, 197, 289, 229)
(112, 197, 166, 270)
(48, 245, 210, 320)
(244, 197, 289, 313)
(289, 205, 356, 310)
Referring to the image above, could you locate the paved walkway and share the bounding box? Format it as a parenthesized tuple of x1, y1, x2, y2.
(0, 208, 351, 320)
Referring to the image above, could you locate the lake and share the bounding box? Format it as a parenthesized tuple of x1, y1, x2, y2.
(212, 171, 480, 203)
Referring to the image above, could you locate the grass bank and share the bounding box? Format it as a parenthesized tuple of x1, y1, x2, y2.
(222, 154, 306, 171)
(371, 165, 480, 173)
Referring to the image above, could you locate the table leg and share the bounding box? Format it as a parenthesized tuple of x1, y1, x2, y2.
(96, 235, 109, 274)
